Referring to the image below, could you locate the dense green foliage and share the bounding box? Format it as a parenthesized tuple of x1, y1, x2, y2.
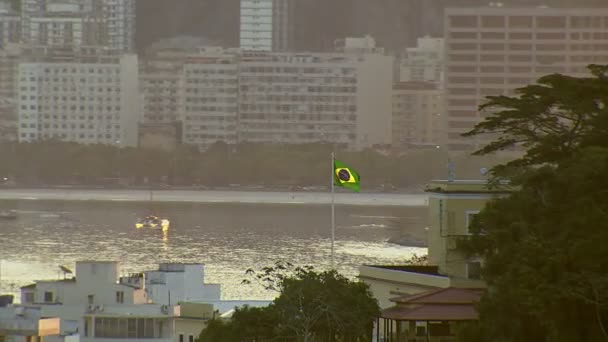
(0, 141, 506, 188)
(197, 263, 380, 342)
(458, 65, 608, 341)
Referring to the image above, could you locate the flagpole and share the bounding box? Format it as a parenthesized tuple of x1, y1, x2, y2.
(331, 151, 336, 270)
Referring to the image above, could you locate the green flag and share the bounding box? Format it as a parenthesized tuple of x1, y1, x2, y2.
(334, 159, 360, 192)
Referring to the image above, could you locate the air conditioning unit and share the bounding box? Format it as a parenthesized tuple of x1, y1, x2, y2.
(95, 305, 104, 312)
(87, 304, 95, 313)
(161, 305, 169, 314)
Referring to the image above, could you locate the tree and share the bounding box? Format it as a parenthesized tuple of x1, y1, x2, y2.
(198, 262, 380, 342)
(458, 65, 608, 341)
(462, 64, 608, 179)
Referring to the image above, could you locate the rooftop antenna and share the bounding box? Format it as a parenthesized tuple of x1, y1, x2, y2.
(447, 159, 456, 183)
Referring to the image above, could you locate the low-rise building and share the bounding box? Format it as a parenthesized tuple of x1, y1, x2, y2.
(20, 261, 269, 341)
(360, 179, 513, 340)
(0, 303, 78, 342)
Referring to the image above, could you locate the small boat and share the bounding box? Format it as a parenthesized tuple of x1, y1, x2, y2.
(135, 215, 170, 231)
(0, 210, 17, 220)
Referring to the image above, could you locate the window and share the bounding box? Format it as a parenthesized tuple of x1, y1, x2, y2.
(44, 291, 54, 303)
(189, 336, 194, 342)
(116, 291, 124, 303)
(465, 210, 480, 234)
(467, 261, 482, 280)
(88, 294, 94, 305)
(179, 334, 184, 342)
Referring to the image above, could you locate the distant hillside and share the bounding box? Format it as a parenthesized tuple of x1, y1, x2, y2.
(135, 0, 608, 54)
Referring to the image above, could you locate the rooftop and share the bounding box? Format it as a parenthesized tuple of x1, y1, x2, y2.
(381, 287, 484, 321)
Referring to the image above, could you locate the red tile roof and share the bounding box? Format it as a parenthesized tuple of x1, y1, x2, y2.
(381, 287, 484, 321)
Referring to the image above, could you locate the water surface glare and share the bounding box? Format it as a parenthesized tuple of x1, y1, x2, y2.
(0, 197, 427, 301)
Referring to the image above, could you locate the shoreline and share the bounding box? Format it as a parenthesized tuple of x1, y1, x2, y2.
(0, 188, 429, 207)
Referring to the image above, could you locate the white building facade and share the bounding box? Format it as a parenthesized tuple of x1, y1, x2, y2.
(17, 53, 140, 146)
(238, 49, 394, 150)
(20, 0, 135, 53)
(18, 261, 269, 342)
(140, 47, 240, 150)
(140, 263, 221, 306)
(444, 6, 608, 151)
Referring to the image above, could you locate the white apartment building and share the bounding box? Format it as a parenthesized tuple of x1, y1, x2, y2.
(400, 36, 444, 83)
(0, 305, 78, 341)
(17, 52, 140, 146)
(444, 6, 608, 151)
(138, 263, 221, 305)
(240, 0, 294, 52)
(238, 48, 394, 150)
(392, 81, 444, 149)
(21, 0, 135, 53)
(140, 47, 240, 150)
(19, 261, 262, 342)
(182, 50, 239, 149)
(0, 44, 20, 141)
(28, 2, 88, 48)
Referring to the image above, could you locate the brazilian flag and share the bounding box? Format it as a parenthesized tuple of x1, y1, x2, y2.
(334, 159, 360, 192)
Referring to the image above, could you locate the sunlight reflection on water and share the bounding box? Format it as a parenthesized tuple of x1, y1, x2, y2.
(0, 199, 427, 301)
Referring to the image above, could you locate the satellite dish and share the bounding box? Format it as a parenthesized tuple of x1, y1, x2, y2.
(480, 168, 488, 176)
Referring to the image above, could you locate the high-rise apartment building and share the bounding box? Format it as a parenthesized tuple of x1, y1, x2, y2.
(17, 49, 140, 146)
(400, 36, 444, 83)
(240, 0, 294, 52)
(20, 0, 135, 53)
(102, 0, 136, 52)
(140, 46, 240, 150)
(445, 6, 608, 151)
(0, 2, 21, 47)
(0, 44, 21, 141)
(392, 81, 444, 149)
(238, 47, 394, 150)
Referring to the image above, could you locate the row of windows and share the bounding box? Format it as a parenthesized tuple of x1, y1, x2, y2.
(185, 134, 236, 141)
(23, 114, 119, 121)
(22, 105, 121, 111)
(184, 115, 236, 121)
(239, 104, 357, 112)
(22, 123, 120, 130)
(20, 133, 121, 140)
(239, 76, 357, 84)
(239, 96, 356, 104)
(450, 31, 608, 40)
(240, 66, 356, 75)
(239, 113, 357, 122)
(185, 106, 238, 113)
(450, 43, 608, 51)
(449, 15, 608, 29)
(89, 317, 161, 339)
